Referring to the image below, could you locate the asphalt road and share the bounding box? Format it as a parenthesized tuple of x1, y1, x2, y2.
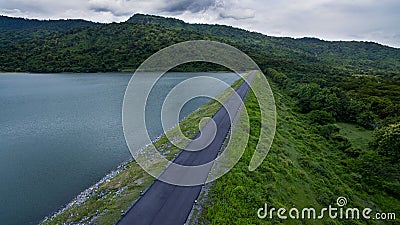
(117, 72, 255, 225)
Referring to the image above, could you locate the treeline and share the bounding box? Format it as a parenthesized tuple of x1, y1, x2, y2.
(1, 14, 400, 76)
(0, 15, 99, 31)
(266, 67, 400, 197)
(266, 67, 399, 128)
(0, 23, 211, 72)
(0, 15, 101, 47)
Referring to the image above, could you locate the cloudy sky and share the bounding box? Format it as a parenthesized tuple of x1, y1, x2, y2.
(1, 0, 399, 47)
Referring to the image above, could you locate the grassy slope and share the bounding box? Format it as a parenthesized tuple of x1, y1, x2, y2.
(40, 75, 245, 225)
(195, 80, 399, 224)
(336, 123, 373, 150)
(41, 73, 398, 224)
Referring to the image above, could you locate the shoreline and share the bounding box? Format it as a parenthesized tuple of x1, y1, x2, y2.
(39, 75, 245, 224)
(40, 105, 207, 224)
(41, 158, 133, 223)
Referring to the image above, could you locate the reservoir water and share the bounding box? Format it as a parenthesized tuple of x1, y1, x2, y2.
(0, 72, 238, 225)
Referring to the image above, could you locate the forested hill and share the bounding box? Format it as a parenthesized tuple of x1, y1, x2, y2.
(0, 13, 399, 75)
(0, 15, 99, 32)
(127, 14, 400, 74)
(0, 15, 101, 47)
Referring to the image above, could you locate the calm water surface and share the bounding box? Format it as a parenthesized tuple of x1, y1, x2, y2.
(0, 72, 238, 225)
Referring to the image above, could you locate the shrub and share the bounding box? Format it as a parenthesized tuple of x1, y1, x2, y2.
(309, 110, 335, 125)
(318, 124, 339, 139)
(332, 135, 352, 151)
(370, 123, 400, 161)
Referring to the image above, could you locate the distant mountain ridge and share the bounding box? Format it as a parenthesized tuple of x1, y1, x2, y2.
(0, 15, 100, 32)
(0, 14, 399, 75)
(127, 14, 187, 27)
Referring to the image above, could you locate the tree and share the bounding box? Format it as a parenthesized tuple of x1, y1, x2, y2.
(369, 96, 395, 119)
(309, 110, 335, 125)
(296, 83, 323, 112)
(371, 123, 400, 161)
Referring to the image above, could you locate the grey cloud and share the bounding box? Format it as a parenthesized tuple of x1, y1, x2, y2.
(89, 6, 132, 16)
(161, 0, 218, 13)
(0, 0, 92, 18)
(219, 8, 255, 20)
(160, 0, 254, 20)
(88, 0, 134, 17)
(0, 0, 399, 47)
(219, 13, 254, 20)
(0, 1, 51, 15)
(242, 0, 400, 47)
(1, 8, 22, 14)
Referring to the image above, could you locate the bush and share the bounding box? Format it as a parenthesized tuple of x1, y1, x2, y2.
(356, 111, 376, 129)
(370, 123, 400, 161)
(332, 135, 352, 150)
(309, 110, 335, 125)
(318, 124, 339, 139)
(342, 147, 362, 157)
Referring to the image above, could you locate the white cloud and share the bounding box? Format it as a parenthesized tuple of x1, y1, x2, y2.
(0, 0, 399, 47)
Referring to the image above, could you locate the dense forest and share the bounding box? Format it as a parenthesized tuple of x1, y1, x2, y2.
(1, 14, 400, 75)
(1, 14, 399, 224)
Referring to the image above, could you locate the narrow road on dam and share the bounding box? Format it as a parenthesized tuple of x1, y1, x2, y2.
(118, 72, 256, 225)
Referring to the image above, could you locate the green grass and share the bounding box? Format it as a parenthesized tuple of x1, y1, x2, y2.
(336, 122, 373, 150)
(41, 73, 399, 225)
(40, 73, 247, 225)
(194, 79, 399, 224)
(40, 163, 153, 225)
